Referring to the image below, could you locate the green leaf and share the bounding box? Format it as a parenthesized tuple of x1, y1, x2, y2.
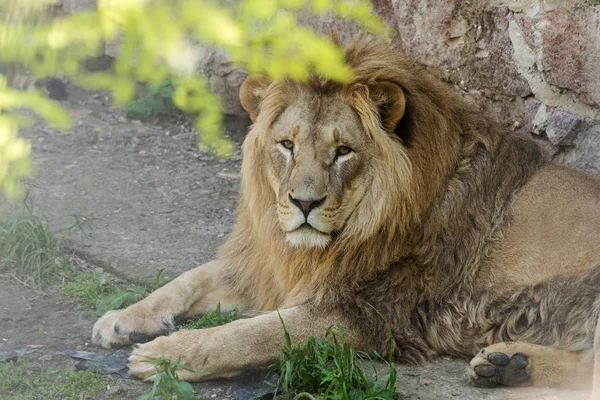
(152, 268, 165, 291)
(126, 101, 147, 116)
(96, 289, 135, 315)
(158, 84, 175, 98)
(175, 380, 194, 400)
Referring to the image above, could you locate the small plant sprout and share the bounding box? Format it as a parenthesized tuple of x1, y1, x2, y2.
(136, 357, 207, 400)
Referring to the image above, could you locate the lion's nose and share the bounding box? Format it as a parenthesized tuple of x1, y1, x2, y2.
(288, 194, 327, 219)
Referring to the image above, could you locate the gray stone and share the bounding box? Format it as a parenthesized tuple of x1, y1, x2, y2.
(531, 103, 550, 135)
(197, 45, 248, 117)
(464, 90, 526, 129)
(516, 7, 600, 107)
(0, 348, 37, 363)
(555, 125, 600, 175)
(523, 97, 542, 133)
(546, 109, 584, 145)
(392, 0, 469, 68)
(471, 8, 531, 97)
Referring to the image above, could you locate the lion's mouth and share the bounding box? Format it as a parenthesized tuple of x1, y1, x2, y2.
(293, 223, 328, 235)
(286, 224, 331, 249)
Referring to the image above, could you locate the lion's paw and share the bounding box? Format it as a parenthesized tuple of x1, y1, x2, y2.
(128, 333, 205, 382)
(469, 343, 530, 388)
(92, 308, 175, 349)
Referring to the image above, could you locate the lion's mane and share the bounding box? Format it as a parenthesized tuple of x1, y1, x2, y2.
(218, 39, 546, 362)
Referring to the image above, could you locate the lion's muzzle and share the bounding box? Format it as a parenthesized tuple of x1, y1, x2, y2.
(288, 194, 327, 219)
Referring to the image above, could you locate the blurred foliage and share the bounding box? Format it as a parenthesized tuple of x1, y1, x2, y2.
(126, 78, 177, 118)
(0, 0, 386, 198)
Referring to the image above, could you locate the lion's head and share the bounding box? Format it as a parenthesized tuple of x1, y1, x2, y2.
(240, 71, 412, 249)
(235, 39, 467, 260)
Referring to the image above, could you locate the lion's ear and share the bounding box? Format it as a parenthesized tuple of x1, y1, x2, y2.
(369, 81, 407, 134)
(240, 76, 270, 122)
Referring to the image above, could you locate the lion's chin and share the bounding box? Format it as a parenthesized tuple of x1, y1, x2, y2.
(286, 226, 331, 249)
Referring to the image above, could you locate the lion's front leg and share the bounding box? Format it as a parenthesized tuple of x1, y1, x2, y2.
(92, 260, 242, 348)
(128, 305, 367, 381)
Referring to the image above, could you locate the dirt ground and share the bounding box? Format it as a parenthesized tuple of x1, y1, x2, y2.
(0, 85, 589, 399)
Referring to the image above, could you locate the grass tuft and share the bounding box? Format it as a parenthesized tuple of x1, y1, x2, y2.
(64, 269, 169, 316)
(0, 200, 72, 289)
(63, 272, 114, 308)
(275, 315, 398, 400)
(0, 358, 112, 400)
(178, 302, 239, 330)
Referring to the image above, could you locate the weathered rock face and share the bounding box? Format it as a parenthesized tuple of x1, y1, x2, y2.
(471, 8, 532, 97)
(555, 125, 600, 176)
(516, 7, 600, 107)
(363, 0, 600, 174)
(393, 0, 470, 69)
(198, 46, 248, 117)
(57, 0, 600, 174)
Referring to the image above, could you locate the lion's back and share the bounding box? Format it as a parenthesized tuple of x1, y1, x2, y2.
(475, 163, 600, 291)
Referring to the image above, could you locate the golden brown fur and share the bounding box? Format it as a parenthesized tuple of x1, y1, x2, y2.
(91, 38, 600, 396)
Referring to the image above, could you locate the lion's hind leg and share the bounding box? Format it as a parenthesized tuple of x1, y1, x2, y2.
(466, 267, 600, 392)
(469, 342, 592, 390)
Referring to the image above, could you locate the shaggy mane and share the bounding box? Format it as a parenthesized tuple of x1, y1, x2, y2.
(218, 39, 546, 320)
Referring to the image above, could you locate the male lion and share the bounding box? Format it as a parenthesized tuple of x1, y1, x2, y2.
(92, 39, 600, 395)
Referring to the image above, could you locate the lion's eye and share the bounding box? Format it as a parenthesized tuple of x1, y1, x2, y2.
(336, 146, 353, 157)
(280, 140, 294, 151)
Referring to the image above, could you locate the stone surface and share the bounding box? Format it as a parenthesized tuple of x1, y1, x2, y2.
(546, 108, 585, 145)
(507, 16, 600, 121)
(516, 7, 600, 107)
(555, 124, 600, 175)
(531, 102, 550, 135)
(392, 0, 470, 68)
(523, 97, 542, 133)
(463, 89, 526, 129)
(201, 47, 248, 116)
(372, 0, 400, 33)
(471, 8, 531, 97)
(493, 0, 587, 14)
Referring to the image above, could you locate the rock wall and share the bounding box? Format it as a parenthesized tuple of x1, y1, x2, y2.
(380, 0, 600, 174)
(54, 0, 600, 174)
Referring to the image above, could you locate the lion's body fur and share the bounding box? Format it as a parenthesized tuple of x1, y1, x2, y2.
(94, 38, 600, 392)
(219, 39, 600, 364)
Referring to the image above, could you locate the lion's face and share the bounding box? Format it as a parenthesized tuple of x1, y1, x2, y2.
(265, 93, 373, 248)
(240, 76, 409, 250)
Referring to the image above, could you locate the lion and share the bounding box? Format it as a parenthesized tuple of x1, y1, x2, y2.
(92, 38, 600, 396)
